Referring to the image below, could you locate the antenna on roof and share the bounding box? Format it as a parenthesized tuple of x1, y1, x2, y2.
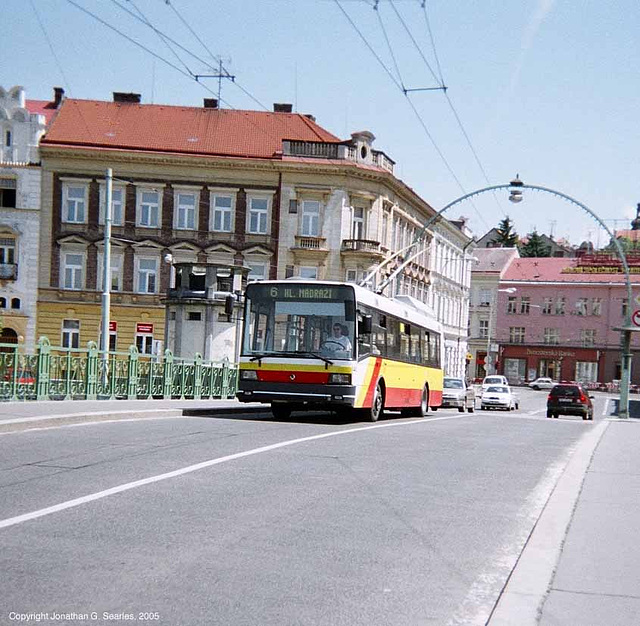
(194, 58, 235, 103)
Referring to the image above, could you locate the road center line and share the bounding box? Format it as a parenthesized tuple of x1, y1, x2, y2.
(0, 414, 467, 530)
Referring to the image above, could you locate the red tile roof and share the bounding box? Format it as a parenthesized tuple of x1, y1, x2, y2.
(41, 99, 342, 159)
(25, 99, 58, 126)
(503, 257, 640, 284)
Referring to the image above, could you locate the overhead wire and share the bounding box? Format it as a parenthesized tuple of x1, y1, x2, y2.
(373, 2, 406, 92)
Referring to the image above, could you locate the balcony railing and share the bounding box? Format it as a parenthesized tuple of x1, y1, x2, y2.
(294, 236, 327, 250)
(341, 239, 381, 253)
(0, 264, 17, 280)
(285, 141, 339, 159)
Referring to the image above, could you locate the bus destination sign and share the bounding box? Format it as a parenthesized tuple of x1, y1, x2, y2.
(269, 286, 336, 300)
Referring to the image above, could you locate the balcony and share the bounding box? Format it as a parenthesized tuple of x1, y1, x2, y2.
(290, 236, 329, 261)
(284, 141, 339, 159)
(340, 239, 385, 261)
(0, 264, 17, 280)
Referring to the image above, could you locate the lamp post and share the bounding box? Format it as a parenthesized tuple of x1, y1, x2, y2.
(485, 287, 517, 375)
(100, 168, 113, 358)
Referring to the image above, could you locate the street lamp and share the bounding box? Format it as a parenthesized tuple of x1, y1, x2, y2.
(485, 287, 517, 375)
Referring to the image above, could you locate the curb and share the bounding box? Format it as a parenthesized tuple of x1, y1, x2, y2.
(487, 420, 609, 625)
(0, 403, 269, 433)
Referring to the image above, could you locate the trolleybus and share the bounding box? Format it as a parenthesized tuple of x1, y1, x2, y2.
(236, 280, 444, 421)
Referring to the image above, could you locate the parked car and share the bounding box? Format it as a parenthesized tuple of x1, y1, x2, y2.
(436, 376, 475, 413)
(480, 385, 519, 411)
(528, 377, 555, 390)
(547, 383, 594, 420)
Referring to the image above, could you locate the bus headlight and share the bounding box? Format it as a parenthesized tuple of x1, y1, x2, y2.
(328, 373, 351, 385)
(240, 370, 258, 380)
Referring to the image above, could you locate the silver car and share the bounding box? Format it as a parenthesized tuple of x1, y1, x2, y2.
(437, 376, 475, 413)
(480, 385, 519, 411)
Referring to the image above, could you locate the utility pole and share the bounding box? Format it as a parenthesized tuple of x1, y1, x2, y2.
(100, 168, 112, 358)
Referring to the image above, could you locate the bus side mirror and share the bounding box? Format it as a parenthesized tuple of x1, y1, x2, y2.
(359, 315, 372, 335)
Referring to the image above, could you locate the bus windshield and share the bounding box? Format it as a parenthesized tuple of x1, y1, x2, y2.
(242, 283, 356, 360)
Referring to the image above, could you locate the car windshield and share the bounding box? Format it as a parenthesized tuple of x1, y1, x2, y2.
(444, 379, 463, 389)
(487, 386, 508, 393)
(485, 377, 503, 385)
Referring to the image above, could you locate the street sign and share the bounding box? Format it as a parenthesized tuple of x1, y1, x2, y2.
(633, 310, 640, 327)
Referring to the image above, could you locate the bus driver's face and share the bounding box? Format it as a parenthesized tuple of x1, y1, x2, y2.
(332, 325, 342, 336)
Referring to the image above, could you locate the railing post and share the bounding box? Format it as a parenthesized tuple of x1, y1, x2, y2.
(194, 353, 202, 400)
(127, 345, 139, 399)
(36, 336, 51, 401)
(9, 343, 19, 402)
(64, 348, 73, 401)
(86, 341, 98, 400)
(221, 357, 231, 398)
(163, 349, 173, 399)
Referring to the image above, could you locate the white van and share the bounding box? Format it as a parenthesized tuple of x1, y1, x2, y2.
(481, 375, 509, 391)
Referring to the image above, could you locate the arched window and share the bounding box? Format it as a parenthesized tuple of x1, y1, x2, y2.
(10, 297, 20, 309)
(0, 297, 6, 308)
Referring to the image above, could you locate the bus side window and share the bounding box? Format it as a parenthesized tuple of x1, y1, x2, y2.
(423, 331, 431, 366)
(399, 323, 411, 360)
(386, 317, 399, 360)
(411, 329, 422, 363)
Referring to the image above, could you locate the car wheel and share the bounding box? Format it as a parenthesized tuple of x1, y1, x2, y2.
(553, 414, 559, 418)
(467, 404, 474, 413)
(516, 403, 520, 410)
(546, 410, 552, 418)
(458, 406, 465, 413)
(430, 406, 438, 411)
(533, 385, 540, 390)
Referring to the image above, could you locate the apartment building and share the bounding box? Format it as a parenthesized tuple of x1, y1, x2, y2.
(38, 93, 472, 368)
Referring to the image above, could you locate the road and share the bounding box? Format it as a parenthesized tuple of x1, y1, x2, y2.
(0, 389, 614, 625)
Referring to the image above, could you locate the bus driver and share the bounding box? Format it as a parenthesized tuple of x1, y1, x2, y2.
(322, 323, 352, 354)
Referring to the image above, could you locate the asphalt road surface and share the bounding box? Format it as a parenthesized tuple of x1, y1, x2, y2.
(0, 389, 613, 625)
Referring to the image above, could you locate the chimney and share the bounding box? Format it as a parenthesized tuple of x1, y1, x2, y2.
(53, 87, 65, 107)
(204, 98, 219, 109)
(113, 92, 141, 104)
(273, 103, 293, 113)
(304, 114, 316, 123)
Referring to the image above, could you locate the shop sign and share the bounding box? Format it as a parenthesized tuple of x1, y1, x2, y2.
(109, 321, 117, 332)
(136, 323, 154, 334)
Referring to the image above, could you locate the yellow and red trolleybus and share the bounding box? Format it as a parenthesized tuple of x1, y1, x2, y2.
(236, 281, 444, 421)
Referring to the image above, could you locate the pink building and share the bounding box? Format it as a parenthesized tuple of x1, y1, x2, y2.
(495, 255, 640, 385)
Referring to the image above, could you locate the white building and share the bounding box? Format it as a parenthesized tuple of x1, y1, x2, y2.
(0, 85, 59, 349)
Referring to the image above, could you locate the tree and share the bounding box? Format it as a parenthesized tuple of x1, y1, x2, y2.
(493, 217, 519, 247)
(520, 230, 552, 257)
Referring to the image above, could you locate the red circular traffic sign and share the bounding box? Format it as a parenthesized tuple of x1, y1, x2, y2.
(632, 310, 640, 327)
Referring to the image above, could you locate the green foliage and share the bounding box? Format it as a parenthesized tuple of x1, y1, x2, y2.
(493, 217, 519, 247)
(520, 230, 552, 257)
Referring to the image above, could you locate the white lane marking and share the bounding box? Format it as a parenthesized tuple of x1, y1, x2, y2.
(0, 414, 467, 530)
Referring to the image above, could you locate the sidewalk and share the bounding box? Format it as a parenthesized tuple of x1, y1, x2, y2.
(490, 417, 640, 625)
(0, 397, 266, 433)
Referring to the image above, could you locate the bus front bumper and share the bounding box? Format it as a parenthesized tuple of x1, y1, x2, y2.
(236, 382, 357, 407)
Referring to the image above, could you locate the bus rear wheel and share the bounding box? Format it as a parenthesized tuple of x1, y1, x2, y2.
(403, 385, 429, 418)
(366, 382, 384, 422)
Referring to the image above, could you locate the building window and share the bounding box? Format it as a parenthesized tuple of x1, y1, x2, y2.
(576, 298, 588, 316)
(137, 189, 161, 228)
(62, 184, 87, 223)
(136, 257, 158, 294)
(210, 194, 234, 232)
(62, 252, 84, 290)
(544, 328, 560, 345)
(520, 297, 530, 314)
(301, 200, 320, 237)
(62, 319, 80, 349)
(542, 297, 553, 315)
(381, 212, 389, 246)
(591, 298, 602, 316)
(247, 196, 269, 234)
(509, 327, 525, 343)
(187, 311, 202, 321)
(352, 206, 365, 239)
(507, 297, 517, 314)
(0, 237, 16, 264)
(576, 361, 598, 383)
(99, 186, 125, 226)
(5, 130, 11, 147)
(299, 266, 318, 280)
(479, 289, 492, 306)
(136, 333, 153, 355)
(247, 262, 266, 282)
(98, 253, 123, 292)
(0, 178, 17, 208)
(10, 298, 20, 309)
(555, 297, 566, 315)
(479, 319, 489, 339)
(175, 191, 198, 230)
(581, 329, 596, 347)
(0, 298, 5, 308)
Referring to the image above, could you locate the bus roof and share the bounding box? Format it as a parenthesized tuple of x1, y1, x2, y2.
(248, 280, 442, 334)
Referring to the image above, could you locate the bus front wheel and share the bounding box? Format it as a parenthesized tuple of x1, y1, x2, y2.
(271, 403, 292, 420)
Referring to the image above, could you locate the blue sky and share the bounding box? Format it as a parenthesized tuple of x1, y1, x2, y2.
(5, 0, 639, 245)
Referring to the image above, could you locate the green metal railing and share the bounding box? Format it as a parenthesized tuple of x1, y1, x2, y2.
(0, 337, 238, 402)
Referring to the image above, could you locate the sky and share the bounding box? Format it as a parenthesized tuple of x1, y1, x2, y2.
(4, 0, 640, 246)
